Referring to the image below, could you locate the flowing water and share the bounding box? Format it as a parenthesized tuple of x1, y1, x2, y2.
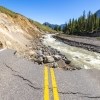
(42, 34, 100, 69)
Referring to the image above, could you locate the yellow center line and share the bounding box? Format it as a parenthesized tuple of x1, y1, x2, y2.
(50, 68, 60, 100)
(44, 66, 49, 100)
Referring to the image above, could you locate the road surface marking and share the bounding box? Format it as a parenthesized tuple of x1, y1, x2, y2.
(44, 66, 49, 100)
(50, 68, 60, 100)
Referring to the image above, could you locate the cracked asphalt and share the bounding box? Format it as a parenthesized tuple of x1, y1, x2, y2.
(55, 69, 100, 100)
(0, 49, 44, 100)
(0, 49, 100, 100)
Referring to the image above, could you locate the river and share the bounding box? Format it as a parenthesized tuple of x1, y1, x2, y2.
(42, 34, 100, 69)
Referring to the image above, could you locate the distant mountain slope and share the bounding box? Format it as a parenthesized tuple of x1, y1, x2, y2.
(43, 22, 59, 29)
(0, 6, 55, 52)
(43, 22, 66, 30)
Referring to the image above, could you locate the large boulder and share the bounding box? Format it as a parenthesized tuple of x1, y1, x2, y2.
(37, 50, 43, 57)
(43, 56, 55, 63)
(53, 55, 61, 61)
(37, 57, 43, 64)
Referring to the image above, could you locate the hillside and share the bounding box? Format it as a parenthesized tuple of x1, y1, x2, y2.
(0, 6, 55, 53)
(43, 22, 66, 31)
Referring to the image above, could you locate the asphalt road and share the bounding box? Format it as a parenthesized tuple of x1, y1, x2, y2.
(0, 49, 44, 100)
(0, 49, 100, 100)
(55, 69, 100, 100)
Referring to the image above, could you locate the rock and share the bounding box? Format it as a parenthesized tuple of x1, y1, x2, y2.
(31, 57, 37, 62)
(64, 59, 71, 64)
(52, 62, 58, 68)
(29, 50, 36, 56)
(76, 67, 81, 70)
(53, 55, 61, 61)
(37, 50, 43, 56)
(43, 52, 48, 55)
(43, 56, 55, 63)
(37, 57, 43, 64)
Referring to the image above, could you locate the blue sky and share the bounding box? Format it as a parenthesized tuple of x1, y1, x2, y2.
(0, 0, 100, 24)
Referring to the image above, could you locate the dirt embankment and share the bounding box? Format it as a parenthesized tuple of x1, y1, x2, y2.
(54, 34, 100, 53)
(0, 6, 55, 54)
(0, 12, 42, 52)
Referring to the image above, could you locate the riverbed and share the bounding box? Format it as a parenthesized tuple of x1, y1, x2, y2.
(42, 34, 100, 69)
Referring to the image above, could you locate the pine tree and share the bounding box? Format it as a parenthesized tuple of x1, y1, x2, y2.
(63, 10, 100, 36)
(63, 24, 68, 33)
(58, 26, 61, 31)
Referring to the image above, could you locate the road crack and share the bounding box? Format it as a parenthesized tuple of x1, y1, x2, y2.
(13, 74, 42, 91)
(4, 63, 18, 73)
(4, 63, 42, 91)
(59, 91, 100, 99)
(59, 91, 89, 95)
(27, 83, 42, 90)
(82, 96, 100, 99)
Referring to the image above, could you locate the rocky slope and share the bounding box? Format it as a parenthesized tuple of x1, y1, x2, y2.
(0, 6, 55, 53)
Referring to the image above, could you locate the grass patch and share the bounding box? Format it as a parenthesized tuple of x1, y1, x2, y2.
(0, 6, 18, 18)
(29, 19, 56, 33)
(0, 6, 56, 33)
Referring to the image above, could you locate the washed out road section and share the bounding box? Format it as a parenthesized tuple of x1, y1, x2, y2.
(1, 49, 100, 100)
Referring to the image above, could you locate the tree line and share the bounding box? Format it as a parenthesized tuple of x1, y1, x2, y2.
(63, 11, 100, 36)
